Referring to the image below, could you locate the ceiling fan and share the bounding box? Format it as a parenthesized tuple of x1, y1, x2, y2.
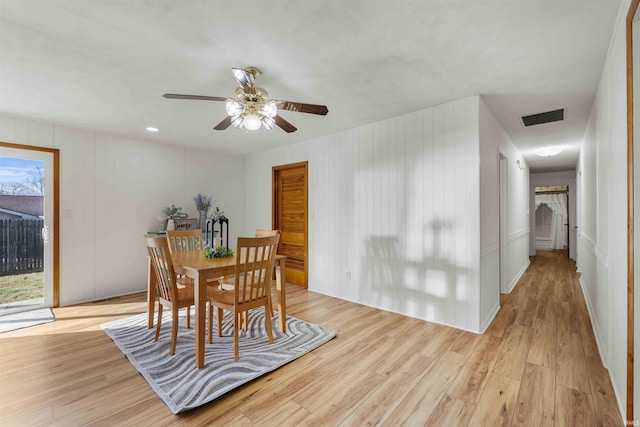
(163, 67, 329, 133)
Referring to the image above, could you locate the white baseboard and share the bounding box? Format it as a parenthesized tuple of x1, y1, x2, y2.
(480, 300, 500, 334)
(578, 276, 608, 368)
(507, 260, 530, 294)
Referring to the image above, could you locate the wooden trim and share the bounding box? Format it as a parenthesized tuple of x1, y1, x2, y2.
(627, 0, 640, 421)
(0, 142, 60, 308)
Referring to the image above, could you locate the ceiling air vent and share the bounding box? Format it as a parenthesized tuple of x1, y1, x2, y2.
(521, 109, 564, 127)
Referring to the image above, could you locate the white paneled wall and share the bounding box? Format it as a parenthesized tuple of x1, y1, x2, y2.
(0, 114, 245, 306)
(247, 96, 484, 332)
(578, 1, 628, 417)
(478, 97, 530, 329)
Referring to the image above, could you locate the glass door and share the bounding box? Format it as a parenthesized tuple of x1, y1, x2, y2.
(0, 147, 54, 315)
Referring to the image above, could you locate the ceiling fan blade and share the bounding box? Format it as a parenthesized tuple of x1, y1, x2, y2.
(275, 100, 328, 116)
(213, 116, 233, 130)
(163, 94, 227, 101)
(275, 115, 297, 133)
(232, 68, 256, 95)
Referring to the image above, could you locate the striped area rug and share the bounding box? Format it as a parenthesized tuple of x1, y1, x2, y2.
(101, 307, 336, 414)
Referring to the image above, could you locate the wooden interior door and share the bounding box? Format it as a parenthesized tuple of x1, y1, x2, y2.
(273, 162, 307, 287)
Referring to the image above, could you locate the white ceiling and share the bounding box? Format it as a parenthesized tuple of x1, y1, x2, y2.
(0, 1, 622, 172)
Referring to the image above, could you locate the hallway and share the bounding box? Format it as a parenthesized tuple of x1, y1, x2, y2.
(487, 250, 620, 425)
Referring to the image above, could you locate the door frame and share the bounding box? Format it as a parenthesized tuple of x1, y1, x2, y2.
(499, 152, 508, 294)
(0, 142, 60, 307)
(628, 0, 639, 420)
(272, 161, 308, 287)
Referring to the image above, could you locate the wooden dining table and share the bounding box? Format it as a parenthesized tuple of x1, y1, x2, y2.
(146, 251, 287, 368)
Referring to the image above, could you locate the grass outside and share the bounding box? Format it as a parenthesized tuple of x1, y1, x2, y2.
(0, 272, 44, 304)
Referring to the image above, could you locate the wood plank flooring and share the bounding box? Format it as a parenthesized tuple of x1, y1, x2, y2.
(0, 251, 622, 426)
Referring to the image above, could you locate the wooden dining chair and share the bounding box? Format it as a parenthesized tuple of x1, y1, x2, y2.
(205, 228, 281, 334)
(146, 236, 196, 355)
(164, 230, 207, 327)
(166, 229, 204, 254)
(255, 229, 281, 238)
(231, 229, 282, 330)
(254, 229, 280, 316)
(207, 234, 280, 360)
(166, 228, 222, 284)
(166, 228, 226, 340)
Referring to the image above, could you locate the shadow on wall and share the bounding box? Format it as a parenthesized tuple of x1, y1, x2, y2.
(364, 218, 468, 324)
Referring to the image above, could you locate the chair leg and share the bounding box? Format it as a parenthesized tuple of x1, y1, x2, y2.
(208, 302, 213, 344)
(268, 284, 275, 316)
(233, 310, 240, 360)
(243, 311, 248, 331)
(186, 305, 191, 329)
(217, 307, 224, 337)
(154, 304, 163, 342)
(170, 307, 178, 355)
(264, 304, 274, 344)
(267, 293, 274, 317)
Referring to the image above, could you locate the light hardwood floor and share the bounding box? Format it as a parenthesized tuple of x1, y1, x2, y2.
(0, 251, 622, 426)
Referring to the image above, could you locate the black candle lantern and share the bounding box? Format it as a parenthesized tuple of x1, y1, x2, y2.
(205, 217, 229, 250)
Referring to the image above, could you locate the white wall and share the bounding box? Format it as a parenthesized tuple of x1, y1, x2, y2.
(0, 114, 245, 306)
(247, 95, 533, 333)
(578, 0, 628, 417)
(529, 170, 577, 259)
(478, 97, 531, 314)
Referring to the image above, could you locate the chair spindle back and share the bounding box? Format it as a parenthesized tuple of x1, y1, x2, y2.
(166, 230, 204, 254)
(234, 235, 280, 306)
(146, 236, 178, 303)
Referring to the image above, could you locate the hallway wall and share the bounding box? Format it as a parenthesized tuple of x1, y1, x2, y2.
(478, 97, 530, 327)
(577, 0, 628, 416)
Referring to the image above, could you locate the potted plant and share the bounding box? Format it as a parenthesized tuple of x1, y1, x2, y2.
(164, 204, 188, 230)
(193, 193, 214, 230)
(210, 206, 226, 222)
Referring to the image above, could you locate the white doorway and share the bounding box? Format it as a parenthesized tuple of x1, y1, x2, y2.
(0, 146, 55, 315)
(534, 186, 569, 255)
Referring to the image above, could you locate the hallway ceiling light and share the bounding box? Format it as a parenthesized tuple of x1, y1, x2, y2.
(536, 146, 563, 157)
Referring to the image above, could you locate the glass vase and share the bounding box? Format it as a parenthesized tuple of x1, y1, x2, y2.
(198, 210, 207, 231)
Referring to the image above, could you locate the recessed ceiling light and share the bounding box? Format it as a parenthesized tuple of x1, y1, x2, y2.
(536, 146, 563, 157)
(146, 127, 159, 132)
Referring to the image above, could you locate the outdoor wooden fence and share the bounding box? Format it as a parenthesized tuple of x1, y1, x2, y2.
(0, 219, 44, 276)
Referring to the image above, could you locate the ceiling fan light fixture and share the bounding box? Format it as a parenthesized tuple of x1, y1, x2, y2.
(260, 101, 277, 118)
(243, 113, 262, 131)
(262, 116, 275, 130)
(230, 115, 244, 128)
(225, 99, 245, 116)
